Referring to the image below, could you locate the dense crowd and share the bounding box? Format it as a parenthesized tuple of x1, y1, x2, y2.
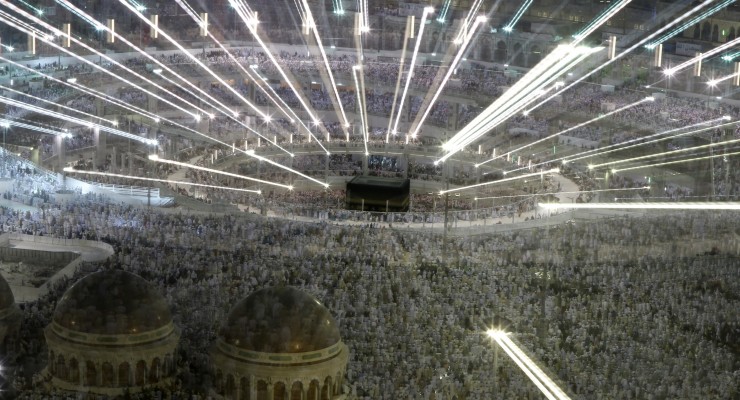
(0, 174, 736, 399)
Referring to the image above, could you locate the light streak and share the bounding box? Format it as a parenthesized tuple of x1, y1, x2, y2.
(613, 150, 740, 173)
(352, 66, 370, 156)
(481, 97, 652, 168)
(332, 0, 344, 14)
(387, 15, 413, 142)
(229, 0, 329, 152)
(63, 168, 262, 194)
(149, 154, 293, 190)
(300, 0, 351, 133)
(0, 118, 69, 137)
(393, 7, 434, 138)
(115, 0, 272, 121)
(0, 96, 156, 145)
(440, 46, 601, 163)
(437, 0, 452, 23)
(538, 202, 740, 210)
(509, 118, 735, 174)
(59, 0, 239, 118)
(721, 51, 740, 62)
(475, 186, 650, 201)
(488, 330, 571, 400)
(410, 16, 486, 137)
(0, 83, 113, 125)
(2, 46, 325, 188)
(526, 0, 716, 114)
(354, 13, 367, 143)
(454, 0, 484, 44)
(563, 117, 733, 164)
(646, 0, 736, 48)
(439, 169, 559, 195)
(0, 5, 202, 118)
(707, 72, 740, 86)
(573, 0, 631, 44)
(663, 37, 740, 76)
(503, 0, 534, 32)
(0, 55, 201, 137)
(590, 137, 740, 169)
(247, 66, 298, 123)
(60, 0, 297, 156)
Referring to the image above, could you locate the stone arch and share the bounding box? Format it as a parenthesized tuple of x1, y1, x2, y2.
(150, 357, 161, 383)
(290, 381, 302, 400)
(240, 376, 251, 400)
(135, 360, 147, 386)
(68, 357, 79, 384)
(480, 37, 492, 62)
(215, 369, 224, 393)
(307, 380, 320, 400)
(164, 353, 174, 376)
(102, 362, 115, 387)
(494, 40, 507, 62)
(225, 374, 237, 399)
(49, 351, 56, 375)
(701, 21, 711, 40)
(85, 360, 97, 386)
(256, 380, 269, 400)
(321, 376, 332, 400)
(274, 381, 287, 400)
(513, 43, 524, 66)
(119, 362, 131, 387)
(529, 45, 542, 66)
(427, 30, 440, 53)
(712, 24, 719, 42)
(56, 355, 67, 381)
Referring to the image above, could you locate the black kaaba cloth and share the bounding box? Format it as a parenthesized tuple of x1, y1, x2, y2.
(345, 176, 410, 212)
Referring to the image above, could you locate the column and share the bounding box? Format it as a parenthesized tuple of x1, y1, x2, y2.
(111, 146, 117, 173)
(55, 135, 66, 172)
(95, 96, 107, 167)
(249, 376, 257, 399)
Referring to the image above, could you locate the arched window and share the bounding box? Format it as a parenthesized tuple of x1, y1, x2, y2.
(274, 381, 287, 400)
(135, 360, 147, 386)
(494, 41, 507, 63)
(225, 374, 237, 399)
(257, 380, 269, 400)
(290, 381, 303, 400)
(513, 43, 524, 67)
(321, 377, 332, 400)
(68, 358, 79, 384)
(712, 24, 719, 42)
(56, 355, 67, 381)
(240, 376, 251, 400)
(308, 380, 320, 400)
(85, 360, 97, 386)
(118, 362, 131, 387)
(529, 45, 542, 67)
(693, 23, 700, 39)
(728, 27, 736, 41)
(102, 362, 115, 387)
(149, 358, 161, 383)
(701, 21, 711, 40)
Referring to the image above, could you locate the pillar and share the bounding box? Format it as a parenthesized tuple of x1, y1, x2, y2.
(250, 376, 257, 400)
(147, 83, 158, 114)
(111, 146, 117, 173)
(55, 135, 65, 172)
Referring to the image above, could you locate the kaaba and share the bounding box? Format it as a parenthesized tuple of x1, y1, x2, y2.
(345, 176, 410, 212)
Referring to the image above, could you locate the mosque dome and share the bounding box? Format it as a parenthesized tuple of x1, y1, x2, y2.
(0, 273, 15, 311)
(221, 286, 341, 353)
(52, 269, 171, 335)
